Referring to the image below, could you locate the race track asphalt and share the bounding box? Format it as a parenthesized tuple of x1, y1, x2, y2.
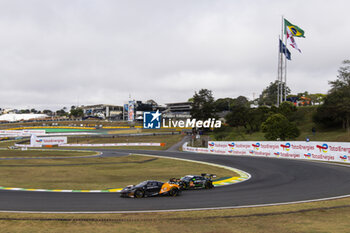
(1, 149, 350, 212)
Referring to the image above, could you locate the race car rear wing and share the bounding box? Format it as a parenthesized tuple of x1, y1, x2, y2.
(201, 173, 216, 178)
(169, 178, 181, 184)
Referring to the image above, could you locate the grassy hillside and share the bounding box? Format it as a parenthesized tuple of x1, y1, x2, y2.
(211, 106, 350, 142)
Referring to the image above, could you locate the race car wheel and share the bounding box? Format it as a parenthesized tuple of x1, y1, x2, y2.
(205, 181, 213, 189)
(169, 188, 179, 197)
(182, 182, 189, 190)
(134, 189, 144, 198)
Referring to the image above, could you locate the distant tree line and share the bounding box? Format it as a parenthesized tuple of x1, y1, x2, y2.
(189, 59, 350, 140)
(4, 106, 83, 118)
(190, 89, 301, 140)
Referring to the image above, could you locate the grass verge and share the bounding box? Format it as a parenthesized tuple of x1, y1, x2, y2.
(0, 140, 23, 148)
(0, 196, 350, 232)
(0, 154, 238, 190)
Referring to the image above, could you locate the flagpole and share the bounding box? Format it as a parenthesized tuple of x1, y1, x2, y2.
(284, 17, 288, 102)
(280, 15, 284, 104)
(277, 36, 281, 107)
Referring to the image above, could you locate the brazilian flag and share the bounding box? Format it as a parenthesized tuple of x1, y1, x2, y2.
(284, 19, 305, 38)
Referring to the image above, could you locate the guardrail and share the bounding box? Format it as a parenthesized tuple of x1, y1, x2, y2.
(183, 141, 350, 164)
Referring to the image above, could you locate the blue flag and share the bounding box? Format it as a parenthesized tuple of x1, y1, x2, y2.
(279, 39, 291, 60)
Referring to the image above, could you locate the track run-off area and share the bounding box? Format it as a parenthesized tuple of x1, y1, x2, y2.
(0, 148, 350, 213)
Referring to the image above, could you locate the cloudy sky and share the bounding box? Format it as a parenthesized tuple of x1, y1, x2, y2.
(0, 0, 349, 110)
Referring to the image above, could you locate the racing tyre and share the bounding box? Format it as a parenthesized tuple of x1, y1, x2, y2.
(205, 181, 213, 189)
(169, 188, 179, 197)
(134, 189, 144, 198)
(182, 182, 189, 190)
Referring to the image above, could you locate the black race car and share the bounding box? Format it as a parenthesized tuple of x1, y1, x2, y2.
(120, 180, 181, 198)
(174, 173, 216, 190)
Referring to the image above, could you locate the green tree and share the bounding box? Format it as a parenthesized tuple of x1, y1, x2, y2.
(225, 105, 249, 128)
(278, 101, 298, 121)
(258, 81, 291, 106)
(70, 108, 84, 118)
(313, 94, 343, 128)
(245, 106, 271, 133)
(43, 110, 52, 115)
(329, 60, 350, 91)
(309, 93, 326, 105)
(20, 109, 30, 113)
(214, 98, 234, 112)
(261, 113, 300, 140)
(190, 89, 216, 121)
(215, 96, 250, 112)
(232, 96, 250, 108)
(313, 60, 350, 132)
(56, 109, 67, 117)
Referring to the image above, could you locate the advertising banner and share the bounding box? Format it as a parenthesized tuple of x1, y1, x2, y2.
(0, 130, 45, 137)
(128, 101, 135, 122)
(31, 136, 67, 146)
(183, 141, 350, 164)
(22, 130, 46, 135)
(60, 143, 163, 147)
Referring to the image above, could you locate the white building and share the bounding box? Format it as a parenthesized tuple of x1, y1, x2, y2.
(0, 113, 48, 122)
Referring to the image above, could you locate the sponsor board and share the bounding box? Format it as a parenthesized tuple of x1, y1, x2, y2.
(15, 142, 164, 148)
(31, 135, 67, 147)
(128, 101, 135, 122)
(182, 141, 350, 164)
(0, 130, 46, 137)
(60, 143, 164, 147)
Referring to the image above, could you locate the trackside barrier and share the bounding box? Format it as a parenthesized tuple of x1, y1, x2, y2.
(7, 126, 96, 130)
(182, 141, 350, 163)
(14, 143, 165, 148)
(0, 130, 46, 137)
(59, 143, 165, 147)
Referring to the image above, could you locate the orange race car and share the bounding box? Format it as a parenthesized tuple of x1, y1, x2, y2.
(120, 180, 181, 198)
